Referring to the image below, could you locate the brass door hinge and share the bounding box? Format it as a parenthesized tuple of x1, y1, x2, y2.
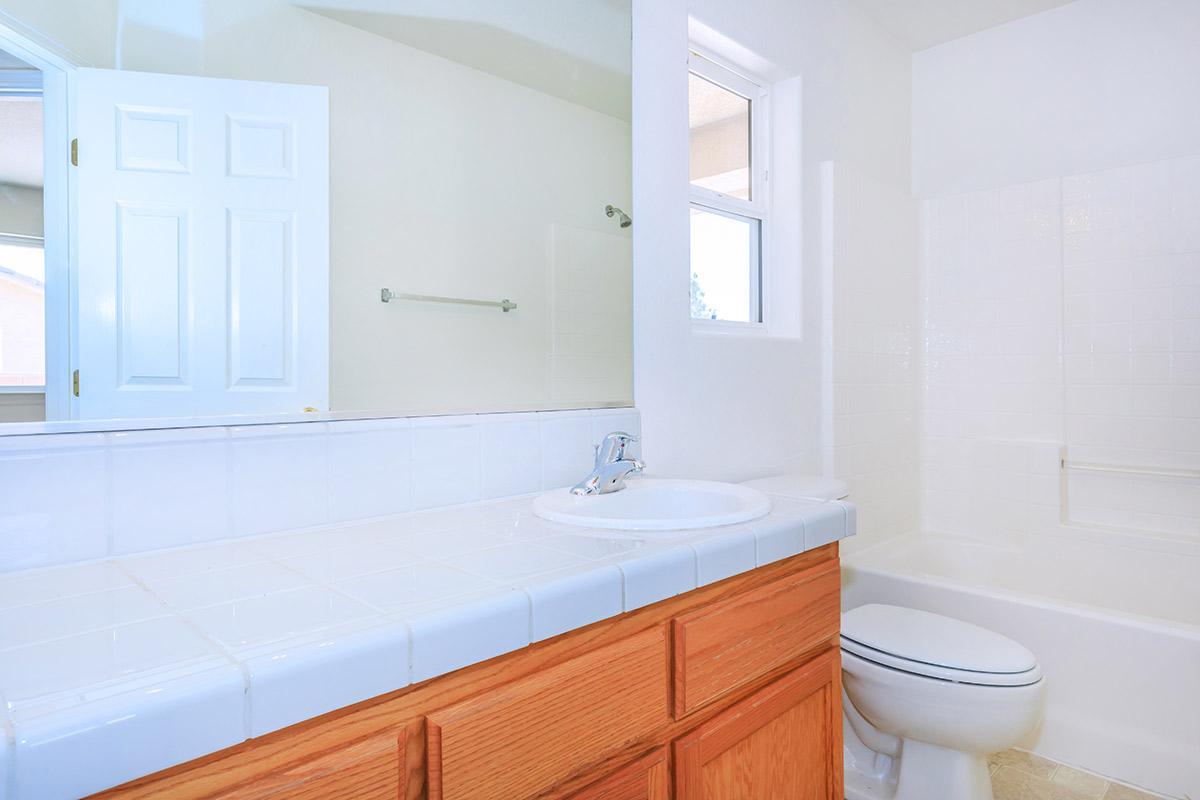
(70, 138, 78, 166)
(72, 369, 80, 397)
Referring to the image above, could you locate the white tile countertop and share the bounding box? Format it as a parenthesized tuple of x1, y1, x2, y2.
(0, 486, 854, 800)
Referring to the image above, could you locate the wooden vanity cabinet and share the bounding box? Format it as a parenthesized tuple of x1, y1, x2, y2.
(93, 544, 841, 800)
(568, 748, 671, 800)
(674, 650, 842, 800)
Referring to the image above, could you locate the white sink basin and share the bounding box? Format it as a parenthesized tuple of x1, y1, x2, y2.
(532, 478, 771, 531)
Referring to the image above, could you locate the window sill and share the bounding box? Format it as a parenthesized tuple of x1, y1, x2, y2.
(689, 320, 801, 340)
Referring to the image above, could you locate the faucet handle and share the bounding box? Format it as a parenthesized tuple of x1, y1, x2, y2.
(595, 431, 639, 466)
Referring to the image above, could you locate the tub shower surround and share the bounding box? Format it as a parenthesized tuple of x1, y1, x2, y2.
(921, 152, 1200, 547)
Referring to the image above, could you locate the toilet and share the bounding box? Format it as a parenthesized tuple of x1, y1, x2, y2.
(840, 604, 1045, 800)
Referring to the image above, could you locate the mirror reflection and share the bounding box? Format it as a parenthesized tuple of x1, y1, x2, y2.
(0, 0, 632, 426)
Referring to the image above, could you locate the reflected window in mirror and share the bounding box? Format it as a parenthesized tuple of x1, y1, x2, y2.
(0, 238, 45, 391)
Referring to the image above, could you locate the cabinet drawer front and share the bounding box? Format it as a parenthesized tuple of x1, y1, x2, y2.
(209, 732, 402, 800)
(569, 747, 670, 800)
(673, 558, 839, 717)
(427, 626, 670, 800)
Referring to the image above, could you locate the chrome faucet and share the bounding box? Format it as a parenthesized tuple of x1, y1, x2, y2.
(571, 432, 644, 496)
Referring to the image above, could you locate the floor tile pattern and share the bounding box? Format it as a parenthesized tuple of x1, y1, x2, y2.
(988, 750, 1170, 800)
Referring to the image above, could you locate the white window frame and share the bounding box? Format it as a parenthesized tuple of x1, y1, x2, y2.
(688, 49, 770, 330)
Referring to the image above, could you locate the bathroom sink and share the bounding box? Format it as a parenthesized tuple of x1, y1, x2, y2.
(532, 479, 771, 531)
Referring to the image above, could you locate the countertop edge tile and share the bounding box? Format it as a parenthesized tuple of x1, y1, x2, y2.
(838, 500, 859, 538)
(406, 589, 530, 683)
(691, 528, 758, 586)
(523, 565, 624, 642)
(754, 512, 807, 566)
(243, 621, 410, 738)
(10, 665, 246, 800)
(805, 503, 852, 549)
(617, 545, 698, 611)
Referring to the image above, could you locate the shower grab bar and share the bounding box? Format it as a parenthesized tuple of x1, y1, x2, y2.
(1061, 459, 1200, 480)
(380, 288, 516, 312)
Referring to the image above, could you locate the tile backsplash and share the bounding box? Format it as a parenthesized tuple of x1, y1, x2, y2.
(0, 408, 640, 573)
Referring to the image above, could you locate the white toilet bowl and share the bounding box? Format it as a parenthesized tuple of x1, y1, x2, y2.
(841, 604, 1045, 800)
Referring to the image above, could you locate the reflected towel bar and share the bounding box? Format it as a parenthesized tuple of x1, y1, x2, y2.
(380, 288, 516, 312)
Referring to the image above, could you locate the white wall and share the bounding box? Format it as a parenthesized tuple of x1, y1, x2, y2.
(0, 0, 116, 66)
(0, 393, 42, 421)
(913, 0, 1200, 197)
(0, 184, 42, 238)
(633, 0, 916, 497)
(823, 163, 920, 551)
(915, 0, 1200, 547)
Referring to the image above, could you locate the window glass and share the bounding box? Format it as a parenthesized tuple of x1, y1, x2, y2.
(0, 241, 46, 387)
(688, 73, 751, 200)
(689, 206, 760, 323)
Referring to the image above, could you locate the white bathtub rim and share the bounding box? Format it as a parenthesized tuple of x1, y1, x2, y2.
(843, 535, 1200, 642)
(841, 557, 1198, 799)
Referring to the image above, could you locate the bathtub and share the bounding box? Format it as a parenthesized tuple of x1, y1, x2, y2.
(841, 532, 1200, 800)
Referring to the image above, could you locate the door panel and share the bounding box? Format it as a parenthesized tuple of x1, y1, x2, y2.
(74, 68, 328, 419)
(674, 649, 842, 800)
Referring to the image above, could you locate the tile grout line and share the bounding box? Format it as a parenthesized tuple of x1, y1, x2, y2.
(110, 561, 255, 741)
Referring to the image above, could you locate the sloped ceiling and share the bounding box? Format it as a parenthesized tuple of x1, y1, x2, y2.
(851, 0, 1075, 51)
(290, 0, 632, 120)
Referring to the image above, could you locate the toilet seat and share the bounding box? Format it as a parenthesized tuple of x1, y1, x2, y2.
(841, 604, 1043, 687)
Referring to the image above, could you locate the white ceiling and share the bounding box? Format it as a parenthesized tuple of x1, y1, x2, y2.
(0, 98, 42, 188)
(851, 0, 1076, 51)
(292, 0, 631, 119)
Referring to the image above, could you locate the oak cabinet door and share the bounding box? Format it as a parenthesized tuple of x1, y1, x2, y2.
(674, 649, 842, 800)
(569, 748, 671, 800)
(426, 626, 670, 800)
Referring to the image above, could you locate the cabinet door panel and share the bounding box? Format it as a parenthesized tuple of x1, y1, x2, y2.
(674, 649, 841, 800)
(570, 748, 671, 800)
(673, 559, 839, 717)
(427, 626, 670, 800)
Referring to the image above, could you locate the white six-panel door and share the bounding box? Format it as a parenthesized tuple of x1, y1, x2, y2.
(74, 68, 328, 419)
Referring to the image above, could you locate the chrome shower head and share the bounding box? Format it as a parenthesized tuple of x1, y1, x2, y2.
(605, 204, 632, 228)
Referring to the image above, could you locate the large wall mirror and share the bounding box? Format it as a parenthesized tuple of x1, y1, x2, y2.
(0, 0, 632, 429)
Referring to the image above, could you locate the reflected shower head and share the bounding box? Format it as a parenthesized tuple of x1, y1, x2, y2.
(605, 204, 632, 228)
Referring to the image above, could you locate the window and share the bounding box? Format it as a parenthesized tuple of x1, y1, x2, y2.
(688, 52, 768, 325)
(0, 236, 46, 389)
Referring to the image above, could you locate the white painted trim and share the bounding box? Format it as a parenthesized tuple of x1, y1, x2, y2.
(0, 12, 91, 70)
(687, 49, 771, 327)
(0, 20, 77, 422)
(0, 232, 43, 246)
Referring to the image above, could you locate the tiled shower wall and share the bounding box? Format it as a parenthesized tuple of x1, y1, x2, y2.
(825, 163, 921, 551)
(0, 408, 640, 573)
(921, 153, 1200, 545)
